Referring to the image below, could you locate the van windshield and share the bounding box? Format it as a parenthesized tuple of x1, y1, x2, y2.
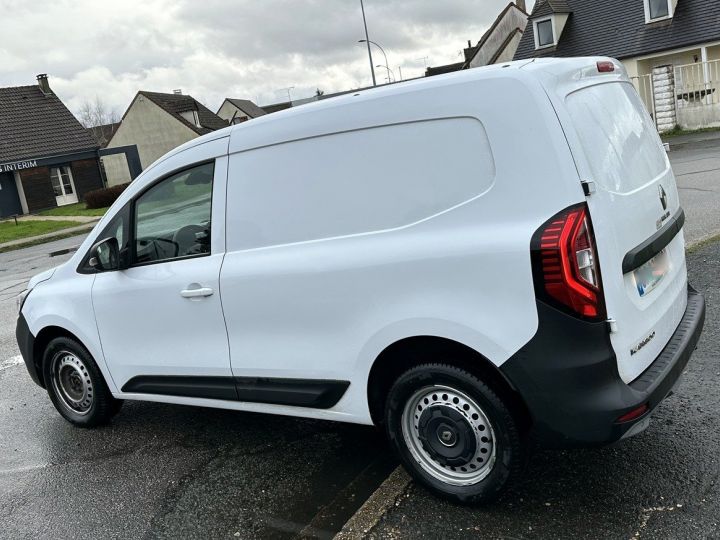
(565, 82, 668, 194)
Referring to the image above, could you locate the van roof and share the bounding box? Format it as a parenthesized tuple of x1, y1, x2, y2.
(155, 56, 623, 166)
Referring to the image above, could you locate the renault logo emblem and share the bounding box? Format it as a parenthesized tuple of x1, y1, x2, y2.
(658, 185, 668, 211)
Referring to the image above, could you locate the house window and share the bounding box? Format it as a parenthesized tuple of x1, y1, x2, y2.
(534, 17, 555, 49)
(50, 166, 78, 206)
(645, 0, 672, 22)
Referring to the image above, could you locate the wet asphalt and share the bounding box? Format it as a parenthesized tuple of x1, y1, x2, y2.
(369, 240, 720, 540)
(0, 236, 395, 539)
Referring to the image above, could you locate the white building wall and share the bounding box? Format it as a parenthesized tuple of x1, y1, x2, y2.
(469, 6, 528, 68)
(217, 101, 243, 123)
(103, 96, 199, 186)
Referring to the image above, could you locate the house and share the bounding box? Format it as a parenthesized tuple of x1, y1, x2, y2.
(216, 98, 266, 124)
(103, 91, 227, 186)
(513, 0, 720, 130)
(260, 101, 294, 114)
(0, 75, 104, 217)
(425, 1, 529, 76)
(86, 122, 120, 148)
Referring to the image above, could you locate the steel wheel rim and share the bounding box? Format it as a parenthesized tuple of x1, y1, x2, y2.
(51, 352, 93, 415)
(401, 385, 496, 486)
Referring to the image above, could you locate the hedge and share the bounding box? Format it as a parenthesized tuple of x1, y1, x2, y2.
(84, 183, 130, 209)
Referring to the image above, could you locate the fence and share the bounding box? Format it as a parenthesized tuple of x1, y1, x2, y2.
(631, 74, 655, 123)
(674, 59, 720, 129)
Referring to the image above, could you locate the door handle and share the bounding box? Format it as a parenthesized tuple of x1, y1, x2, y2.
(180, 287, 214, 299)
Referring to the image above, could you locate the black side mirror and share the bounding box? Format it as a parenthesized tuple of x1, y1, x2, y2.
(89, 237, 121, 272)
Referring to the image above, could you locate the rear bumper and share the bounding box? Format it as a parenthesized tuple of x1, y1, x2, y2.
(501, 285, 705, 447)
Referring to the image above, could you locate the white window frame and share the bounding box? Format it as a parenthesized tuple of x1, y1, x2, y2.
(644, 0, 673, 23)
(50, 165, 79, 206)
(533, 16, 556, 50)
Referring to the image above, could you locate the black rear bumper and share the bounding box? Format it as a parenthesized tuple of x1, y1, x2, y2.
(501, 286, 705, 447)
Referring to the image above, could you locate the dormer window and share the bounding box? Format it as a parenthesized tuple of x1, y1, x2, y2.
(536, 18, 554, 47)
(644, 0, 676, 22)
(529, 1, 571, 51)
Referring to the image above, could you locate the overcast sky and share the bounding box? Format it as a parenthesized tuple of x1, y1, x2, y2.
(0, 0, 535, 119)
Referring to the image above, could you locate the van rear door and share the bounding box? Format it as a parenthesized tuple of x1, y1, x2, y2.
(532, 59, 688, 383)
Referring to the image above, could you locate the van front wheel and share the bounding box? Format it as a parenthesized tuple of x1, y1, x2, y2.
(43, 336, 121, 427)
(385, 363, 523, 504)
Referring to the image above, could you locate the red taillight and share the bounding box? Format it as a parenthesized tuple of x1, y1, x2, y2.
(597, 60, 615, 73)
(532, 204, 606, 320)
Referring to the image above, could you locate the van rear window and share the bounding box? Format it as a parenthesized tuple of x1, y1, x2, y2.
(565, 82, 668, 194)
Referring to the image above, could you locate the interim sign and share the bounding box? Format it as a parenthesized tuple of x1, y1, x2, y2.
(0, 160, 38, 173)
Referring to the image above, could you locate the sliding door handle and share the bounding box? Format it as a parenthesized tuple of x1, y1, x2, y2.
(180, 287, 214, 298)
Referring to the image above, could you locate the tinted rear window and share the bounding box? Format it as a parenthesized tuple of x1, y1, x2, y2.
(566, 82, 668, 193)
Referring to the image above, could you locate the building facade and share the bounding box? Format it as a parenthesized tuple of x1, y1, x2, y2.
(0, 75, 103, 217)
(103, 91, 227, 186)
(514, 0, 720, 130)
(216, 98, 266, 124)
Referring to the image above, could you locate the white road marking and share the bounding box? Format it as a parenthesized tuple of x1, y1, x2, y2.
(0, 355, 23, 371)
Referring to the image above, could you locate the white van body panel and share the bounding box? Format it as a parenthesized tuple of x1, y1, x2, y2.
(220, 67, 585, 421)
(20, 58, 692, 428)
(524, 58, 688, 382)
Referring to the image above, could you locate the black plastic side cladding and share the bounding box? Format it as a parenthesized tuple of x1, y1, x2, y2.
(121, 375, 350, 409)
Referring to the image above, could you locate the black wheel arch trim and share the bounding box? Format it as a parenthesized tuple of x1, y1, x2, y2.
(121, 375, 350, 409)
(622, 207, 685, 274)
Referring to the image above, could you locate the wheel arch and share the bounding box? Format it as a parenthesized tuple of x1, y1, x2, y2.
(32, 326, 92, 388)
(366, 335, 530, 430)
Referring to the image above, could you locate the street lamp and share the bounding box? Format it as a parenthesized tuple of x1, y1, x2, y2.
(359, 39, 391, 83)
(376, 64, 395, 84)
(359, 0, 376, 87)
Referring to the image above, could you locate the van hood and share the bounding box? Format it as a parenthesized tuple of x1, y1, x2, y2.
(28, 266, 58, 289)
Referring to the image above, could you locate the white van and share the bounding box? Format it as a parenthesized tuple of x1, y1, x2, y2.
(16, 57, 705, 503)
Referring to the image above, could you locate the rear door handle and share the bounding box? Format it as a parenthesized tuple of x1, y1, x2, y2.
(180, 287, 214, 298)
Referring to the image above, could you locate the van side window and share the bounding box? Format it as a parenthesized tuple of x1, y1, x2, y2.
(133, 162, 214, 265)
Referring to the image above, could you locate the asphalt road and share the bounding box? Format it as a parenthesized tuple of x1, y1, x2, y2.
(0, 141, 718, 539)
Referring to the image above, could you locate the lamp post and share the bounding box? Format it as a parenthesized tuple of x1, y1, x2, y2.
(359, 0, 376, 87)
(376, 64, 395, 84)
(359, 39, 391, 84)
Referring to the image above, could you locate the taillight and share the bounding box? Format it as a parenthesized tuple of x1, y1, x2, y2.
(597, 60, 615, 73)
(531, 204, 606, 321)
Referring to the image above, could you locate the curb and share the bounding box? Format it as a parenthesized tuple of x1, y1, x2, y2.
(0, 226, 95, 254)
(334, 467, 412, 539)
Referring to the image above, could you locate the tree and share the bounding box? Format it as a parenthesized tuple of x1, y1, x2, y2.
(77, 97, 120, 146)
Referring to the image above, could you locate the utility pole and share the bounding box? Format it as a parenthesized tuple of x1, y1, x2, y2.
(360, 0, 377, 87)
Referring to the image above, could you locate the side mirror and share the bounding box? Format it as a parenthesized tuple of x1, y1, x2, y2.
(89, 237, 121, 272)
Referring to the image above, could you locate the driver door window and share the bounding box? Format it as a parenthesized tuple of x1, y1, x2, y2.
(134, 162, 214, 265)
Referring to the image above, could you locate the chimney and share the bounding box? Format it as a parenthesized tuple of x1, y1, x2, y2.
(36, 74, 52, 95)
(173, 89, 182, 95)
(516, 0, 526, 12)
(463, 40, 476, 62)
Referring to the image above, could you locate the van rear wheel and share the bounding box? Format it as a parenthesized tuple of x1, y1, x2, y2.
(385, 363, 523, 504)
(43, 336, 121, 427)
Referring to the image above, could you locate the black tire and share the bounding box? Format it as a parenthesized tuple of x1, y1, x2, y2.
(42, 336, 122, 427)
(385, 363, 524, 504)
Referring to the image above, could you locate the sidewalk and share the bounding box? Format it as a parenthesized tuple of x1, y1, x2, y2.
(18, 215, 100, 224)
(663, 128, 720, 151)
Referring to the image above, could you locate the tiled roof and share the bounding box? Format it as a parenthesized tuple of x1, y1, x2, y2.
(86, 122, 120, 148)
(515, 0, 720, 61)
(531, 0, 572, 18)
(260, 101, 293, 114)
(138, 91, 228, 135)
(226, 99, 266, 118)
(0, 84, 98, 163)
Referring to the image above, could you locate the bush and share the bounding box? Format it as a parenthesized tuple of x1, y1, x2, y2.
(84, 183, 130, 209)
